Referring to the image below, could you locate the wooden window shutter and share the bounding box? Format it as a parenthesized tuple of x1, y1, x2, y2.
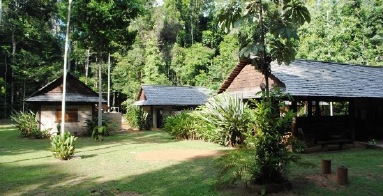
(56, 108, 78, 122)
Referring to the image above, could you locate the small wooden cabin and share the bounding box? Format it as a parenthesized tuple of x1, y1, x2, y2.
(25, 74, 106, 135)
(133, 85, 210, 129)
(219, 59, 383, 145)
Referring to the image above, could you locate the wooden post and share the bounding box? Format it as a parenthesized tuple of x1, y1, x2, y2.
(348, 99, 355, 144)
(322, 159, 331, 174)
(315, 100, 321, 116)
(337, 166, 348, 185)
(308, 100, 313, 117)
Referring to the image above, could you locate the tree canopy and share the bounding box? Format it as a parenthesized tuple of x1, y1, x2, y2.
(0, 0, 382, 117)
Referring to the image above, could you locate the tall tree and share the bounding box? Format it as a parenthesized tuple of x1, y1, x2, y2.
(0, 0, 61, 117)
(297, 0, 383, 66)
(112, 38, 145, 104)
(217, 0, 310, 94)
(142, 35, 171, 85)
(70, 0, 142, 60)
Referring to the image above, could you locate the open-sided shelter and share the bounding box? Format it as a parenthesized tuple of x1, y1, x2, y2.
(133, 85, 210, 128)
(219, 59, 383, 146)
(25, 74, 106, 135)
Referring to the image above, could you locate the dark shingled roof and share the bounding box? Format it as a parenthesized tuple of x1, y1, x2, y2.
(219, 59, 383, 98)
(25, 74, 105, 103)
(134, 85, 210, 106)
(272, 60, 383, 98)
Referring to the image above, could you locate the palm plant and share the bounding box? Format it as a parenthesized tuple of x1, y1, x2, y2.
(198, 93, 251, 146)
(217, 89, 300, 187)
(11, 111, 39, 138)
(251, 89, 297, 185)
(50, 131, 77, 160)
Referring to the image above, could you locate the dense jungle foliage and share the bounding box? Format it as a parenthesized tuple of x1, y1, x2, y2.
(1, 0, 382, 118)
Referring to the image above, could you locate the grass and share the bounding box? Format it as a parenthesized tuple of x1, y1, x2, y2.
(0, 127, 228, 196)
(1, 126, 383, 196)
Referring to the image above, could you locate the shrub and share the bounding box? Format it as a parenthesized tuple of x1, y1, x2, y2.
(192, 113, 220, 142)
(216, 149, 258, 187)
(125, 105, 140, 129)
(217, 89, 301, 186)
(11, 111, 50, 139)
(198, 93, 252, 146)
(250, 90, 298, 185)
(163, 110, 220, 142)
(163, 111, 196, 140)
(84, 116, 115, 136)
(139, 110, 152, 130)
(31, 129, 51, 139)
(92, 126, 108, 141)
(50, 132, 77, 160)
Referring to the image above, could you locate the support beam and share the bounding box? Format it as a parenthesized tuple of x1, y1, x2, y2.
(315, 100, 321, 116)
(307, 100, 313, 117)
(291, 100, 298, 113)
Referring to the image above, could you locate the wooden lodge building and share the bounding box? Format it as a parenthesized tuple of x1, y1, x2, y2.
(25, 74, 106, 135)
(218, 59, 383, 145)
(134, 85, 210, 129)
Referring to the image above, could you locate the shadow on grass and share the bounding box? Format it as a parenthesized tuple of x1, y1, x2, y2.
(1, 148, 383, 196)
(0, 163, 101, 196)
(0, 154, 223, 196)
(0, 127, 175, 156)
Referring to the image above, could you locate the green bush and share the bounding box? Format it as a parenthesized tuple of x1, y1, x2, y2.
(216, 149, 255, 187)
(163, 110, 220, 142)
(163, 111, 197, 140)
(31, 129, 51, 139)
(11, 111, 50, 139)
(125, 105, 140, 129)
(192, 113, 220, 143)
(198, 93, 252, 146)
(217, 89, 300, 186)
(139, 110, 152, 130)
(84, 116, 115, 136)
(50, 132, 77, 160)
(92, 126, 108, 141)
(250, 90, 298, 185)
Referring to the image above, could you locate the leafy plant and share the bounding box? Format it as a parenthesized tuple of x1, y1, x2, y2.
(250, 90, 298, 185)
(216, 149, 256, 187)
(11, 110, 50, 139)
(368, 139, 376, 145)
(217, 89, 301, 186)
(92, 126, 107, 141)
(50, 132, 77, 160)
(139, 110, 152, 130)
(286, 134, 307, 153)
(84, 116, 115, 137)
(163, 111, 196, 140)
(31, 129, 51, 139)
(163, 110, 220, 142)
(125, 105, 141, 129)
(198, 93, 251, 146)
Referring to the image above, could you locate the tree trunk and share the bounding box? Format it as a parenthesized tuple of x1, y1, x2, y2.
(3, 56, 7, 117)
(107, 53, 111, 112)
(85, 49, 90, 85)
(0, 0, 2, 24)
(11, 28, 16, 113)
(98, 62, 102, 126)
(61, 0, 73, 135)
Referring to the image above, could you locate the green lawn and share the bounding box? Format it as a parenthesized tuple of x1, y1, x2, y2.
(1, 126, 383, 196)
